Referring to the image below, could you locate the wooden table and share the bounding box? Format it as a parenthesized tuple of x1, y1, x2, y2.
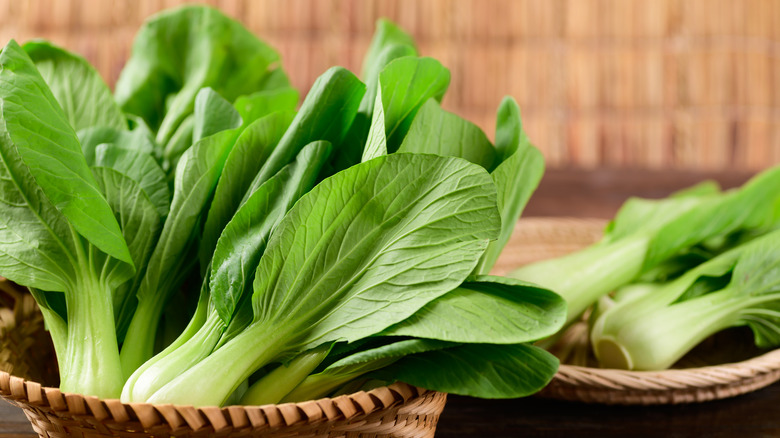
(1, 167, 771, 438)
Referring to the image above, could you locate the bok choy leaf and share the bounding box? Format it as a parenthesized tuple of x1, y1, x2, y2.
(0, 40, 134, 398)
(144, 153, 500, 406)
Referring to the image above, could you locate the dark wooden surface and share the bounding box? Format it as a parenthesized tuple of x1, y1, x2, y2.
(0, 167, 769, 437)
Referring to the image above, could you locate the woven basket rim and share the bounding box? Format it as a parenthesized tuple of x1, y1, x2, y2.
(542, 346, 780, 404)
(0, 368, 438, 433)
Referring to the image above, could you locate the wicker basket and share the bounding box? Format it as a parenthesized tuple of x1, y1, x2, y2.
(496, 217, 780, 405)
(0, 282, 446, 438)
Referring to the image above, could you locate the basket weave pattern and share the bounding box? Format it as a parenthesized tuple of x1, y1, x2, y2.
(1, 375, 445, 438)
(542, 353, 780, 405)
(0, 282, 446, 438)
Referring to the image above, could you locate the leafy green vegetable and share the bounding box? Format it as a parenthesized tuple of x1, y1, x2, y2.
(197, 111, 294, 270)
(234, 88, 299, 125)
(0, 40, 137, 398)
(475, 97, 544, 273)
(259, 276, 566, 404)
(123, 140, 333, 403)
(245, 67, 365, 192)
(144, 154, 500, 406)
(119, 128, 241, 377)
(591, 229, 780, 370)
(192, 88, 243, 143)
(1, 40, 132, 265)
(114, 5, 286, 148)
(373, 343, 558, 398)
(383, 276, 566, 343)
(378, 57, 450, 152)
(93, 144, 170, 216)
(510, 167, 780, 324)
(23, 40, 127, 132)
(398, 99, 496, 169)
(1, 11, 565, 407)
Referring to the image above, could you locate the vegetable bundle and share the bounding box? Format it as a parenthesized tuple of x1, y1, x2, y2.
(0, 5, 565, 406)
(510, 166, 780, 370)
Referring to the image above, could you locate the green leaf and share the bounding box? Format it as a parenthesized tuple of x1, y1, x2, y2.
(78, 126, 157, 164)
(397, 99, 496, 170)
(373, 343, 559, 398)
(114, 5, 284, 146)
(94, 144, 170, 216)
(120, 128, 240, 374)
(92, 167, 162, 324)
(334, 40, 415, 172)
(361, 85, 387, 162)
(360, 43, 418, 115)
(148, 154, 500, 406)
(87, 169, 158, 290)
(253, 154, 500, 345)
(645, 166, 780, 268)
(162, 116, 194, 173)
(23, 40, 126, 132)
(348, 19, 418, 167)
(0, 123, 76, 291)
(0, 40, 132, 265)
(198, 111, 294, 269)
(604, 187, 720, 244)
(360, 19, 418, 80)
(494, 96, 523, 161)
(156, 129, 243, 285)
(192, 87, 242, 143)
(379, 57, 450, 151)
(27, 288, 67, 360)
(730, 232, 780, 347)
(245, 67, 365, 191)
(478, 146, 544, 273)
(383, 276, 566, 344)
(476, 98, 544, 274)
(210, 140, 333, 324)
(93, 166, 162, 270)
(234, 87, 299, 126)
(282, 338, 450, 402)
(509, 176, 736, 324)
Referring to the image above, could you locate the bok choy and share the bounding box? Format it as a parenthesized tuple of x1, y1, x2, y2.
(0, 5, 564, 405)
(591, 228, 780, 370)
(510, 167, 780, 325)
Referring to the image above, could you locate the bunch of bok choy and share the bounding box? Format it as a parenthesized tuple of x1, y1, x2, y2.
(510, 165, 780, 370)
(0, 5, 564, 406)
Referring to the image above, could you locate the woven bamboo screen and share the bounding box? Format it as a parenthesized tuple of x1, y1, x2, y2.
(0, 0, 778, 171)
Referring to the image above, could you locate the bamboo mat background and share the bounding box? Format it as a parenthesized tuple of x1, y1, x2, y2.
(0, 0, 778, 171)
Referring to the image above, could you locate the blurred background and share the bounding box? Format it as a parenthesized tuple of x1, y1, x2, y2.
(0, 0, 778, 172)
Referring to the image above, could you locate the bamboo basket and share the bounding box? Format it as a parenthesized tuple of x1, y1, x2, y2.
(495, 217, 780, 405)
(0, 283, 446, 438)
